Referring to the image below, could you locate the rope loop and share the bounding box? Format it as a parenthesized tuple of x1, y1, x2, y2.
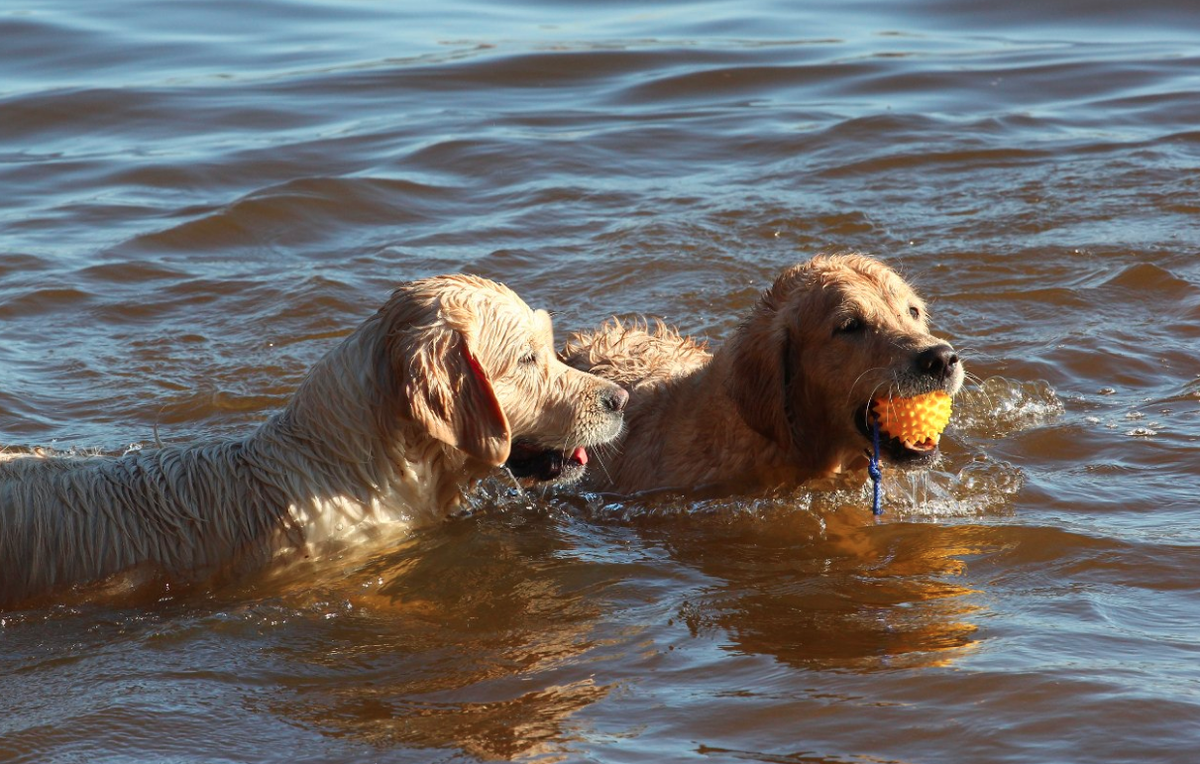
(869, 417, 883, 516)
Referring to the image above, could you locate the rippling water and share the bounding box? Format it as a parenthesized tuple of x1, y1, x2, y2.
(3, 0, 1200, 761)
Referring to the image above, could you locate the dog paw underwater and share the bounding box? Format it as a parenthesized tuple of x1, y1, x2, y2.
(0, 274, 626, 609)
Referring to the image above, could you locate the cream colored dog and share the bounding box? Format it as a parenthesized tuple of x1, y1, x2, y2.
(562, 254, 963, 493)
(0, 274, 627, 606)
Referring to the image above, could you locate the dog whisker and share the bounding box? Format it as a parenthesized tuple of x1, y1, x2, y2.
(499, 465, 527, 496)
(862, 381, 893, 428)
(848, 366, 891, 405)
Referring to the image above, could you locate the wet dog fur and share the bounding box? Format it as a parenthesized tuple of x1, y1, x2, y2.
(0, 274, 627, 606)
(561, 254, 963, 494)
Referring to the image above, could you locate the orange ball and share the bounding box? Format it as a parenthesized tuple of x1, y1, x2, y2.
(871, 390, 952, 450)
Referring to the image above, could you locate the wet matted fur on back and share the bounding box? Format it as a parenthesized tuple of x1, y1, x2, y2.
(0, 274, 626, 607)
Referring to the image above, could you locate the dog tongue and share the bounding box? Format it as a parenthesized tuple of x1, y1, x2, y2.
(569, 447, 588, 466)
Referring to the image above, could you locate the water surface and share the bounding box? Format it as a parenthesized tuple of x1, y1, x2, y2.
(2, 0, 1200, 762)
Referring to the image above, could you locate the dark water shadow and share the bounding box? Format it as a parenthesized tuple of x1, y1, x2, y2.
(253, 476, 1009, 760)
(578, 482, 1000, 673)
(242, 498, 627, 762)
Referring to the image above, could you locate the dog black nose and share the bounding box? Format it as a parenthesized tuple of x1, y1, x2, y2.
(916, 344, 959, 380)
(601, 386, 629, 413)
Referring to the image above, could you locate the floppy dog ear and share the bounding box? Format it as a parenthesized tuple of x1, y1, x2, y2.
(725, 303, 793, 449)
(402, 328, 512, 466)
(384, 284, 512, 466)
(726, 265, 820, 451)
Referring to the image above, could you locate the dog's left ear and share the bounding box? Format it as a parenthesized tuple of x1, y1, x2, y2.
(403, 328, 512, 466)
(726, 289, 794, 450)
(385, 285, 512, 466)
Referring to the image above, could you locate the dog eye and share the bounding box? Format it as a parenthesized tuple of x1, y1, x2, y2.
(909, 306, 921, 320)
(836, 317, 865, 335)
(519, 349, 539, 365)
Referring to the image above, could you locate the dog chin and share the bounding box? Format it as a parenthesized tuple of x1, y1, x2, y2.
(504, 440, 591, 485)
(877, 437, 941, 466)
(852, 405, 942, 466)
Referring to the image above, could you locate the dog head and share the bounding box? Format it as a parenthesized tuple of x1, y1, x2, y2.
(384, 275, 627, 484)
(727, 254, 964, 472)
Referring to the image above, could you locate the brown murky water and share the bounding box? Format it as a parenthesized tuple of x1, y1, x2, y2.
(3, 1, 1200, 762)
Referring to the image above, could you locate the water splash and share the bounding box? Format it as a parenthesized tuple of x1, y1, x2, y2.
(875, 459, 1025, 519)
(466, 377, 1047, 526)
(951, 376, 1064, 438)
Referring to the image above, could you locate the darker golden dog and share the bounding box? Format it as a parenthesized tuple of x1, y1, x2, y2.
(561, 254, 963, 493)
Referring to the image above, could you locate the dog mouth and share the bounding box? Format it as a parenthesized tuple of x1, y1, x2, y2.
(504, 440, 591, 484)
(854, 401, 941, 465)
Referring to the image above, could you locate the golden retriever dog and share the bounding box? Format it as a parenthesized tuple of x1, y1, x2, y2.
(561, 254, 963, 493)
(0, 274, 628, 606)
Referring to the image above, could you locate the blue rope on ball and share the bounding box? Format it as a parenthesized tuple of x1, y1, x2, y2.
(868, 416, 883, 516)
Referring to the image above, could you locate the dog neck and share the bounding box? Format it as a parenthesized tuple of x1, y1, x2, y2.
(255, 318, 490, 542)
(0, 313, 499, 606)
(618, 339, 866, 494)
(598, 358, 797, 493)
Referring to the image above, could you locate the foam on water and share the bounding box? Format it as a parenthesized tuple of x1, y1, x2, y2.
(951, 376, 1066, 439)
